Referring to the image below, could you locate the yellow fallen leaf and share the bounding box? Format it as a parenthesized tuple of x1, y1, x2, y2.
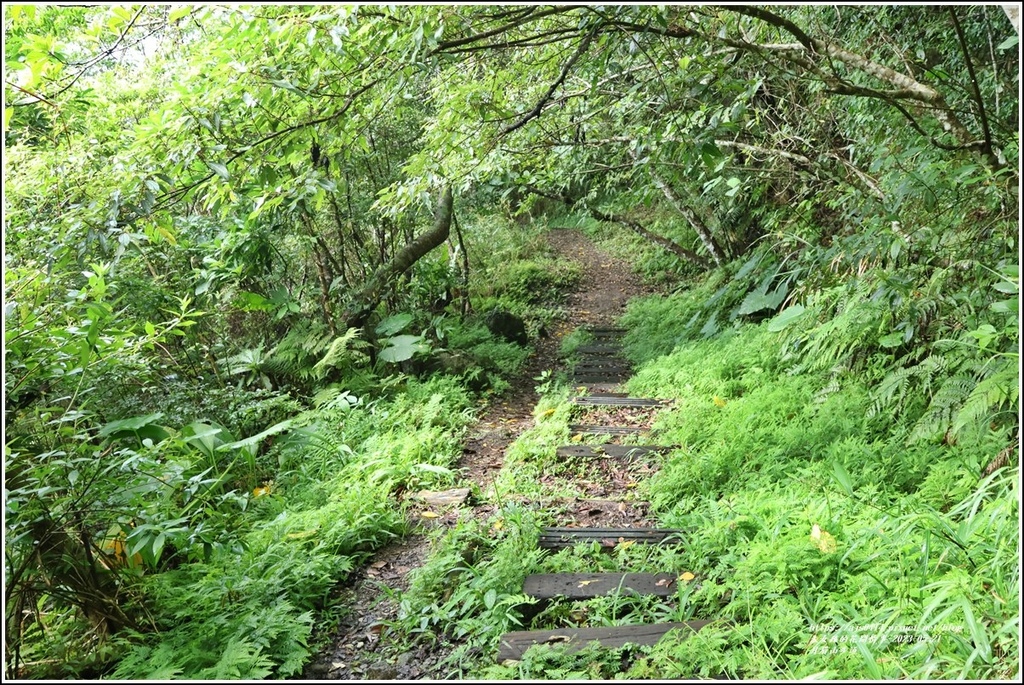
(679, 571, 696, 582)
(286, 529, 316, 539)
(420, 511, 441, 519)
(539, 408, 556, 418)
(617, 539, 636, 550)
(571, 433, 584, 442)
(713, 395, 727, 408)
(810, 524, 837, 554)
(577, 579, 597, 587)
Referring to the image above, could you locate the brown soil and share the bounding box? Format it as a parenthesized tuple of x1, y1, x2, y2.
(300, 228, 652, 681)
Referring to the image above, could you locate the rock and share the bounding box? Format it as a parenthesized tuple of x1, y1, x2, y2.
(366, 661, 399, 680)
(485, 310, 529, 346)
(309, 662, 331, 675)
(412, 488, 471, 507)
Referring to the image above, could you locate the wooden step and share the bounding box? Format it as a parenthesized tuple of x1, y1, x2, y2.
(572, 396, 665, 407)
(497, 621, 710, 661)
(572, 374, 631, 383)
(556, 444, 668, 458)
(586, 327, 627, 334)
(569, 424, 643, 435)
(576, 345, 623, 355)
(540, 526, 681, 550)
(574, 364, 631, 373)
(524, 573, 679, 600)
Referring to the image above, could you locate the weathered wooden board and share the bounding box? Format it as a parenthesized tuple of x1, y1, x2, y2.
(555, 444, 668, 458)
(497, 621, 710, 661)
(568, 424, 643, 435)
(573, 377, 630, 384)
(572, 396, 665, 407)
(576, 345, 624, 355)
(524, 573, 679, 599)
(539, 526, 681, 550)
(575, 363, 630, 371)
(586, 327, 627, 334)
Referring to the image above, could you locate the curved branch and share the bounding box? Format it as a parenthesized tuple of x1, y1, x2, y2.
(498, 23, 600, 137)
(434, 6, 582, 53)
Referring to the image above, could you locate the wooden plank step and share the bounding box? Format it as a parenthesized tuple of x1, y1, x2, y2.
(573, 376, 630, 384)
(569, 424, 643, 435)
(497, 621, 710, 661)
(572, 396, 665, 407)
(524, 573, 679, 600)
(586, 327, 627, 334)
(556, 444, 668, 458)
(540, 526, 681, 550)
(576, 345, 623, 355)
(575, 361, 631, 370)
(573, 368, 631, 377)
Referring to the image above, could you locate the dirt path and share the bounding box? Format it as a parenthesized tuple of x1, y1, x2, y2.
(301, 228, 651, 680)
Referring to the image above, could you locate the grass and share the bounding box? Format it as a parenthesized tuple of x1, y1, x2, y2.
(389, 294, 1018, 680)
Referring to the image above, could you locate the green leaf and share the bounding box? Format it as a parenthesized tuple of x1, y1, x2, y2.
(878, 332, 904, 348)
(996, 35, 1019, 51)
(168, 5, 191, 22)
(217, 420, 293, 453)
(375, 312, 414, 336)
(993, 281, 1018, 294)
(208, 162, 230, 180)
(98, 412, 166, 438)
(832, 461, 854, 497)
(990, 297, 1018, 314)
(766, 304, 806, 332)
(379, 334, 427, 363)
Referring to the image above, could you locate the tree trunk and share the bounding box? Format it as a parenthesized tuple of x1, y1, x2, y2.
(341, 187, 454, 330)
(587, 208, 709, 268)
(644, 164, 725, 266)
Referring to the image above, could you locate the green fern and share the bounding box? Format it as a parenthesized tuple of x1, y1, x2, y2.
(198, 637, 274, 680)
(311, 327, 369, 379)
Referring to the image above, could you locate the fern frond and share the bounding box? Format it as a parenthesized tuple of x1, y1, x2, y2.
(312, 327, 365, 378)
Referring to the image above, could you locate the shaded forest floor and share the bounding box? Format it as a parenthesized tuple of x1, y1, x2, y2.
(301, 228, 653, 679)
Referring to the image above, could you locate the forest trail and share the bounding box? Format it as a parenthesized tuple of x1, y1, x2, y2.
(302, 228, 652, 680)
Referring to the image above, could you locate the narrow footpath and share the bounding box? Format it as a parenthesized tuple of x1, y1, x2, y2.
(302, 228, 653, 680)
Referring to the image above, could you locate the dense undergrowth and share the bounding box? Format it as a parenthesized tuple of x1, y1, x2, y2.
(4, 215, 581, 679)
(5, 5, 1018, 680)
(389, 205, 1018, 679)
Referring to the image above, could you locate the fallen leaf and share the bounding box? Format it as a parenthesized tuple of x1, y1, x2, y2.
(679, 572, 696, 582)
(544, 635, 572, 644)
(577, 579, 597, 587)
(656, 577, 674, 587)
(370, 561, 387, 569)
(810, 524, 837, 553)
(618, 539, 636, 550)
(286, 529, 316, 539)
(600, 538, 617, 547)
(571, 433, 584, 442)
(713, 395, 727, 408)
(539, 408, 556, 418)
(420, 511, 441, 519)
